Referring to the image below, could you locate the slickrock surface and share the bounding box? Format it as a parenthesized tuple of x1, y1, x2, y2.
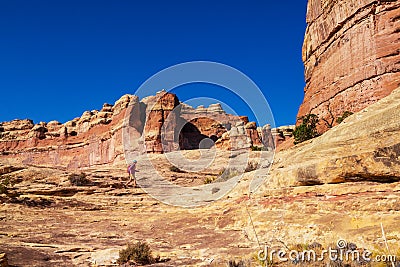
(1, 160, 399, 266)
(298, 0, 400, 132)
(262, 87, 400, 188)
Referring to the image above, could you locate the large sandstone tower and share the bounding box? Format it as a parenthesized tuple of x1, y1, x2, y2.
(298, 0, 400, 131)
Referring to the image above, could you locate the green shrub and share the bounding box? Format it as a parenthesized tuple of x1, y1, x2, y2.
(0, 183, 6, 194)
(68, 173, 90, 186)
(204, 177, 216, 184)
(250, 145, 263, 151)
(336, 111, 353, 124)
(117, 241, 155, 265)
(293, 114, 320, 144)
(0, 176, 10, 194)
(169, 165, 185, 173)
(0, 175, 14, 194)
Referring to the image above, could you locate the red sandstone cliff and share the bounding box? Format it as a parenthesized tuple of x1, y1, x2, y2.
(0, 92, 274, 169)
(0, 95, 135, 169)
(298, 0, 400, 131)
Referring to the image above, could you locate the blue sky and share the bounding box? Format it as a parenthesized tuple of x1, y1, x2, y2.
(0, 1, 307, 127)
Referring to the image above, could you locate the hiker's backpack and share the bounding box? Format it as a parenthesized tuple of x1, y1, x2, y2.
(127, 165, 131, 173)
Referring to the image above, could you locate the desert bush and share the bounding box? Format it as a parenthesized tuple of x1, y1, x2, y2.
(68, 173, 90, 186)
(0, 175, 17, 194)
(252, 251, 274, 267)
(227, 259, 250, 267)
(245, 161, 259, 172)
(204, 177, 216, 184)
(204, 168, 238, 184)
(0, 184, 6, 194)
(0, 176, 11, 194)
(336, 111, 354, 124)
(208, 163, 259, 184)
(169, 165, 185, 173)
(219, 168, 239, 181)
(250, 145, 263, 151)
(293, 114, 319, 144)
(117, 241, 155, 265)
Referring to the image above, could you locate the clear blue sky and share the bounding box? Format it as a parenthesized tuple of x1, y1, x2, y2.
(0, 0, 307, 127)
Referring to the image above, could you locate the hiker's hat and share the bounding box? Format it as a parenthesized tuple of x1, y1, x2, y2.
(132, 160, 137, 163)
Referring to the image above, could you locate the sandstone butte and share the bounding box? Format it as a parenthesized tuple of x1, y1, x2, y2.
(0, 91, 291, 170)
(1, 0, 400, 266)
(298, 0, 400, 132)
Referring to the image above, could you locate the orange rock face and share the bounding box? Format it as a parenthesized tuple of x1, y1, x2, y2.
(0, 95, 137, 169)
(298, 0, 400, 132)
(0, 92, 274, 169)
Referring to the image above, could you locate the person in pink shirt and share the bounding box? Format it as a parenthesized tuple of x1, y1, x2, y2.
(126, 160, 139, 187)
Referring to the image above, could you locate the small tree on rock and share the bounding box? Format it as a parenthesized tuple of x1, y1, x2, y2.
(293, 114, 320, 144)
(336, 111, 353, 124)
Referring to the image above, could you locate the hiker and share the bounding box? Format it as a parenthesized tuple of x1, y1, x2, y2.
(126, 160, 139, 187)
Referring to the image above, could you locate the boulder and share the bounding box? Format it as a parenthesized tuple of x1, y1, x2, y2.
(112, 94, 134, 116)
(101, 103, 113, 112)
(207, 103, 225, 114)
(90, 248, 119, 266)
(245, 122, 256, 129)
(1, 119, 34, 131)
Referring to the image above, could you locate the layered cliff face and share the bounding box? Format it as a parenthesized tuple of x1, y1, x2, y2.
(0, 92, 273, 169)
(298, 0, 400, 131)
(0, 95, 135, 169)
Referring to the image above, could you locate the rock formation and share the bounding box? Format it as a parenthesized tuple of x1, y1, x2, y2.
(0, 95, 136, 169)
(270, 125, 295, 148)
(261, 87, 400, 189)
(0, 92, 274, 169)
(298, 0, 400, 132)
(142, 92, 180, 153)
